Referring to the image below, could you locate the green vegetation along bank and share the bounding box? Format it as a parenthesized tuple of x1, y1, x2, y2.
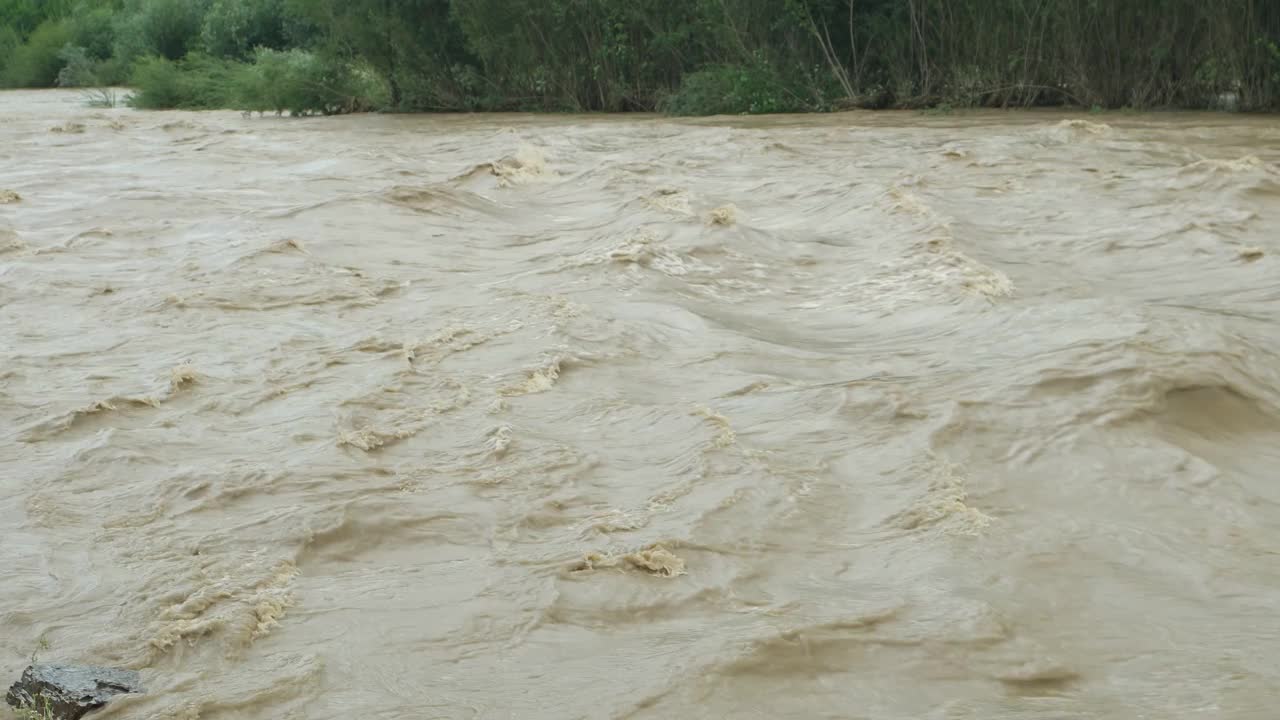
(3, 0, 1279, 115)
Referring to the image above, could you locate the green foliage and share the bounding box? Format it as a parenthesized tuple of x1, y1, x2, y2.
(93, 55, 131, 85)
(113, 0, 208, 63)
(229, 47, 368, 115)
(0, 0, 56, 37)
(2, 19, 74, 87)
(664, 60, 810, 115)
(1259, 37, 1280, 108)
(56, 44, 98, 87)
(287, 0, 471, 110)
(202, 0, 298, 60)
(69, 3, 118, 60)
(3, 0, 1278, 113)
(128, 52, 234, 109)
(125, 55, 189, 107)
(0, 25, 19, 78)
(450, 0, 711, 111)
(127, 46, 375, 114)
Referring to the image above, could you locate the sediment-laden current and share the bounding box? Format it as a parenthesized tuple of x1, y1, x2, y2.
(2, 89, 1279, 719)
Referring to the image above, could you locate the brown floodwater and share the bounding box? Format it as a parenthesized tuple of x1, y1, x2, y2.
(2, 88, 1279, 719)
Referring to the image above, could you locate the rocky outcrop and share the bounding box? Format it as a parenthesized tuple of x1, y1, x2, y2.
(6, 664, 143, 720)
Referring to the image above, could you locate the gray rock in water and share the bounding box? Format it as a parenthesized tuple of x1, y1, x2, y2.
(6, 664, 143, 720)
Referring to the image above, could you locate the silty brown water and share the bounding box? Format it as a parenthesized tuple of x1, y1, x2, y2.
(2, 89, 1279, 719)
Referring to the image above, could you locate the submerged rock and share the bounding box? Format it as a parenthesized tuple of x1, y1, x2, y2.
(6, 664, 143, 720)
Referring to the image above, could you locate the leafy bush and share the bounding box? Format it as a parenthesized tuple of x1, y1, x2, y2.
(663, 59, 811, 116)
(201, 0, 294, 60)
(56, 44, 98, 87)
(0, 26, 19, 77)
(2, 19, 74, 88)
(126, 55, 186, 107)
(1263, 38, 1280, 108)
(0, 0, 57, 38)
(128, 53, 235, 109)
(230, 48, 370, 115)
(113, 0, 208, 63)
(125, 46, 374, 114)
(69, 4, 118, 60)
(93, 56, 131, 86)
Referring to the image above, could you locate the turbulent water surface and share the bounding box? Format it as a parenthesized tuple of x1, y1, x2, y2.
(2, 89, 1279, 719)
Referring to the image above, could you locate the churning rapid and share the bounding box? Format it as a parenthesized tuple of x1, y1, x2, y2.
(2, 89, 1279, 720)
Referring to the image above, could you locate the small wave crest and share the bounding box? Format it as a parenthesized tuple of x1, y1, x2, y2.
(145, 559, 299, 661)
(49, 121, 86, 134)
(1165, 155, 1279, 192)
(1, 226, 26, 254)
(645, 187, 693, 215)
(1043, 118, 1113, 141)
(447, 143, 555, 190)
(708, 204, 737, 226)
(885, 185, 1015, 299)
(499, 353, 584, 396)
(569, 541, 687, 577)
(567, 228, 711, 278)
(20, 364, 201, 442)
(886, 457, 993, 535)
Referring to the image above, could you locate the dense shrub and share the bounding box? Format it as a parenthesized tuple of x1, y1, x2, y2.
(663, 60, 819, 116)
(0, 0, 67, 38)
(55, 44, 98, 87)
(0, 25, 19, 79)
(126, 56, 183, 107)
(113, 0, 208, 63)
(68, 4, 117, 60)
(93, 56, 131, 86)
(128, 53, 234, 109)
(229, 47, 368, 115)
(2, 19, 74, 88)
(127, 48, 377, 113)
(285, 0, 472, 110)
(201, 0, 296, 60)
(1261, 38, 1280, 108)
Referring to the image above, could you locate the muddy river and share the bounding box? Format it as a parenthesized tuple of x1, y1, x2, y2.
(2, 89, 1279, 719)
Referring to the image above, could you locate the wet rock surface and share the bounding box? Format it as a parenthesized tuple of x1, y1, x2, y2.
(6, 664, 143, 720)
